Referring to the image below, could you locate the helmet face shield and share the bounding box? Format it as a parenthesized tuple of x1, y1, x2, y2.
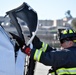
(60, 38, 72, 44)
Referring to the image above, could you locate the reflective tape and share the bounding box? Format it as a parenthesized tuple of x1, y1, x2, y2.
(40, 42, 48, 52)
(34, 49, 42, 61)
(50, 72, 55, 75)
(73, 40, 76, 42)
(56, 68, 76, 75)
(69, 29, 74, 33)
(62, 29, 74, 34)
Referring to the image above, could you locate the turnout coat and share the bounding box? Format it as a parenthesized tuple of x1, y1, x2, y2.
(31, 42, 76, 75)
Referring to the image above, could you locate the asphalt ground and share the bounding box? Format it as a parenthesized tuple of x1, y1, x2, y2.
(34, 62, 51, 75)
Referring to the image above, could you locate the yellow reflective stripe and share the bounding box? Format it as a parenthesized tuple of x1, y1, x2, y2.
(56, 68, 76, 75)
(40, 42, 48, 52)
(62, 30, 67, 34)
(42, 42, 44, 47)
(73, 40, 76, 42)
(62, 29, 74, 34)
(50, 72, 55, 75)
(34, 49, 42, 61)
(69, 29, 73, 33)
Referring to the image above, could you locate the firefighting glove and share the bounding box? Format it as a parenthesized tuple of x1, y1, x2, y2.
(32, 36, 42, 49)
(10, 32, 31, 56)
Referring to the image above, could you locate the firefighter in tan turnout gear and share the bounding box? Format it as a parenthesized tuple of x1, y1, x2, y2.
(11, 29, 76, 75)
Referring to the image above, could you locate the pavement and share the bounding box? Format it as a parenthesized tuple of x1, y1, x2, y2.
(34, 62, 51, 75)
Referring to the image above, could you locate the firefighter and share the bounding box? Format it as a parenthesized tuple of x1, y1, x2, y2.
(11, 29, 76, 75)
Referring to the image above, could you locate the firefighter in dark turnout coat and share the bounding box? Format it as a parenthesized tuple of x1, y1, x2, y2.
(11, 29, 76, 75)
(30, 29, 76, 75)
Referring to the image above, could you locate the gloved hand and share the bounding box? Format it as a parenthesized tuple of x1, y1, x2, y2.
(22, 45, 31, 56)
(10, 32, 31, 56)
(32, 36, 42, 49)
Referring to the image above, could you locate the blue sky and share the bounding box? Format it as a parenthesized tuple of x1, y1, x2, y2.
(0, 0, 76, 20)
